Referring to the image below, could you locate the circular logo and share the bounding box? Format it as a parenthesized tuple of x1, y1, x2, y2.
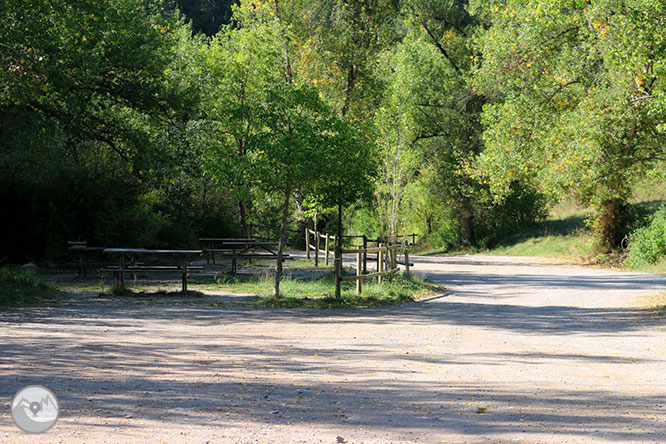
(11, 385, 59, 433)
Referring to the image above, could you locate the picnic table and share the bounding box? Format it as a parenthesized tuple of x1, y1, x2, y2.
(102, 248, 203, 292)
(199, 238, 290, 273)
(68, 241, 107, 277)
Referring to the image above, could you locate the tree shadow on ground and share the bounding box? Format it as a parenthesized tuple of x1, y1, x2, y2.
(1, 257, 665, 441)
(0, 324, 664, 442)
(490, 214, 589, 249)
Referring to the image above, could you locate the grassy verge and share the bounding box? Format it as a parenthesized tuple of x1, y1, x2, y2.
(627, 257, 666, 275)
(0, 266, 58, 306)
(636, 291, 666, 317)
(211, 272, 440, 308)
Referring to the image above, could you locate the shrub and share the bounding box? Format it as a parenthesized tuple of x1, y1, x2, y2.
(627, 204, 666, 267)
(0, 266, 57, 305)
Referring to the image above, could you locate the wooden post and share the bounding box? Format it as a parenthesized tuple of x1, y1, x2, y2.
(79, 250, 85, 277)
(182, 255, 188, 292)
(118, 254, 125, 288)
(325, 234, 330, 266)
(335, 202, 342, 299)
(362, 235, 367, 273)
(231, 247, 237, 274)
(411, 233, 416, 245)
(356, 252, 362, 294)
(378, 243, 385, 284)
(404, 249, 410, 277)
(131, 254, 137, 283)
(390, 245, 397, 269)
(315, 231, 320, 267)
(305, 228, 310, 259)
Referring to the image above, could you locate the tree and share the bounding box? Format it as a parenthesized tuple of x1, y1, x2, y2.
(370, 0, 487, 245)
(472, 0, 666, 251)
(250, 84, 375, 299)
(201, 2, 287, 237)
(0, 0, 211, 259)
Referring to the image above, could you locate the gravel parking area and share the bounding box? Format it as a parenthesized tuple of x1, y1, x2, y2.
(1, 255, 665, 443)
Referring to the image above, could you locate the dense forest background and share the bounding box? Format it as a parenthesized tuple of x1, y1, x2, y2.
(2, 0, 666, 265)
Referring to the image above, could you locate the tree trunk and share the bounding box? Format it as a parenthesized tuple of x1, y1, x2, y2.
(596, 198, 626, 253)
(238, 200, 248, 238)
(273, 186, 291, 300)
(459, 199, 475, 246)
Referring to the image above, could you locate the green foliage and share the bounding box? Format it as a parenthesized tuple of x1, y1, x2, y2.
(475, 182, 549, 249)
(0, 266, 57, 305)
(472, 0, 666, 250)
(627, 204, 666, 267)
(9, 0, 666, 272)
(0, 0, 238, 261)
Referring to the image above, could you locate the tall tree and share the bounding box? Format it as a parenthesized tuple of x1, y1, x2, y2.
(201, 1, 287, 237)
(472, 0, 666, 250)
(374, 0, 486, 245)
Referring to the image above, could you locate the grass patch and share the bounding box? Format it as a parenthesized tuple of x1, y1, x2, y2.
(489, 229, 595, 259)
(636, 291, 666, 317)
(623, 256, 666, 275)
(0, 266, 58, 306)
(283, 258, 334, 270)
(213, 272, 439, 308)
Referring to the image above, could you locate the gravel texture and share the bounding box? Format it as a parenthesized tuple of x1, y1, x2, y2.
(1, 254, 665, 443)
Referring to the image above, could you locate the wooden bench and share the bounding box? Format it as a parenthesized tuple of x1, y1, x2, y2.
(199, 238, 291, 273)
(102, 249, 203, 292)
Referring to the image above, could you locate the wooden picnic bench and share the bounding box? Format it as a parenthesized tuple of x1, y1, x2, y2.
(68, 241, 108, 277)
(199, 238, 291, 273)
(102, 248, 203, 292)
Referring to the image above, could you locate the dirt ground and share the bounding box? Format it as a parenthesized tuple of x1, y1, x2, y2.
(1, 254, 665, 443)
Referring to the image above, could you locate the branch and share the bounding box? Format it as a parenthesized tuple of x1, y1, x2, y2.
(412, 132, 448, 144)
(415, 103, 445, 108)
(414, 105, 450, 139)
(430, 14, 468, 38)
(422, 21, 461, 75)
(631, 94, 656, 103)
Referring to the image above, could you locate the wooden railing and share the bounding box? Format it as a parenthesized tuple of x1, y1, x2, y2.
(305, 230, 412, 295)
(340, 243, 410, 294)
(305, 229, 335, 266)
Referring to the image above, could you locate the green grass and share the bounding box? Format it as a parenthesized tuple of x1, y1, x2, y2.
(211, 272, 440, 308)
(0, 266, 59, 306)
(624, 257, 666, 275)
(488, 214, 596, 259)
(283, 258, 334, 270)
(483, 174, 666, 268)
(80, 267, 439, 309)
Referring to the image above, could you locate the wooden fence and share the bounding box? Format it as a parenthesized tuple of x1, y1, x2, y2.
(305, 230, 412, 295)
(305, 229, 335, 266)
(340, 243, 410, 294)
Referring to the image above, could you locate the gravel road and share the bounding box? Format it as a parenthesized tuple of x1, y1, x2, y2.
(1, 255, 665, 443)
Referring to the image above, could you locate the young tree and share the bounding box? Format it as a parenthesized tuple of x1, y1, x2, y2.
(250, 84, 375, 299)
